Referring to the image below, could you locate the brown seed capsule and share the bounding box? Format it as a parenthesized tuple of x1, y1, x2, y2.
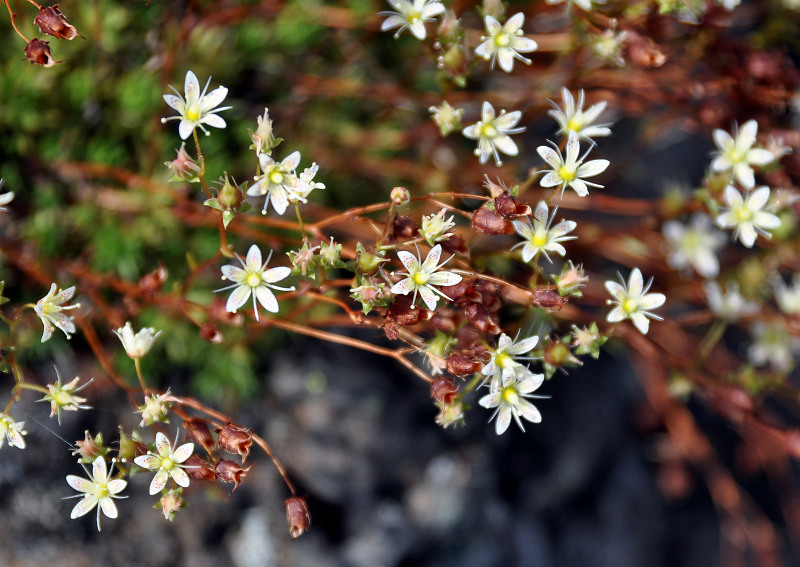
(184, 455, 217, 481)
(531, 288, 564, 312)
(446, 352, 484, 376)
(472, 206, 514, 235)
(285, 496, 311, 539)
(139, 264, 168, 296)
(24, 38, 59, 67)
(33, 5, 81, 40)
(215, 459, 253, 491)
(464, 303, 500, 335)
(494, 192, 531, 217)
(623, 30, 666, 68)
(200, 322, 223, 343)
(183, 418, 215, 453)
(215, 419, 254, 463)
(430, 377, 459, 404)
(387, 215, 420, 243)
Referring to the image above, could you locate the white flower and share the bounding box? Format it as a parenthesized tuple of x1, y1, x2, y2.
(474, 12, 538, 73)
(547, 87, 612, 141)
(748, 323, 797, 373)
(134, 432, 194, 495)
(478, 371, 544, 435)
(138, 390, 172, 427)
(0, 178, 14, 212)
(113, 322, 162, 359)
(290, 162, 326, 205)
(65, 456, 127, 531)
(703, 280, 758, 321)
(538, 131, 609, 197)
(511, 201, 577, 263)
(215, 244, 295, 321)
(390, 244, 462, 311)
(40, 368, 91, 425)
(481, 333, 540, 387)
(161, 71, 231, 140)
(429, 101, 463, 136)
(247, 151, 302, 215)
(662, 213, 726, 278)
(379, 0, 445, 40)
(605, 268, 666, 334)
(421, 208, 456, 245)
(462, 101, 525, 166)
(249, 108, 275, 155)
(0, 412, 26, 450)
(773, 274, 800, 315)
(715, 185, 781, 248)
(33, 283, 80, 342)
(711, 120, 774, 189)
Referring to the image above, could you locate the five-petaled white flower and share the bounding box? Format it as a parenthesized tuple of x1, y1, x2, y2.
(134, 432, 194, 495)
(421, 208, 456, 245)
(474, 12, 538, 73)
(379, 0, 445, 40)
(479, 371, 544, 435)
(65, 456, 127, 531)
(290, 163, 326, 206)
(605, 268, 666, 335)
(538, 132, 609, 197)
(114, 321, 162, 359)
(248, 151, 303, 216)
(715, 185, 780, 248)
(547, 87, 612, 141)
(162, 71, 231, 140)
(216, 244, 295, 321)
(0, 178, 14, 212)
(0, 412, 26, 450)
(481, 333, 540, 387)
(662, 213, 726, 279)
(703, 280, 758, 321)
(711, 120, 774, 189)
(390, 244, 462, 311)
(462, 101, 525, 166)
(512, 201, 577, 263)
(34, 283, 80, 342)
(40, 368, 91, 425)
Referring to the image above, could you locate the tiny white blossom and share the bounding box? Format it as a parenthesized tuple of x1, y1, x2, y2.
(0, 179, 14, 212)
(65, 456, 127, 531)
(711, 120, 774, 189)
(113, 322, 162, 359)
(538, 131, 609, 197)
(748, 323, 797, 373)
(421, 208, 456, 245)
(605, 268, 666, 334)
(0, 412, 26, 450)
(379, 0, 445, 40)
(34, 283, 80, 342)
(479, 371, 544, 435)
(134, 432, 194, 495)
(662, 213, 726, 278)
(290, 162, 326, 205)
(703, 280, 758, 321)
(40, 368, 91, 425)
(248, 151, 302, 215)
(773, 274, 800, 315)
(474, 12, 538, 73)
(547, 87, 612, 141)
(462, 101, 525, 166)
(481, 333, 540, 387)
(429, 101, 463, 136)
(161, 71, 231, 140)
(138, 390, 172, 427)
(715, 185, 781, 248)
(511, 201, 577, 263)
(249, 108, 275, 155)
(390, 244, 462, 311)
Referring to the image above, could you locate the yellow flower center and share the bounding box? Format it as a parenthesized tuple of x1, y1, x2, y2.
(623, 298, 638, 313)
(54, 390, 71, 405)
(94, 484, 109, 499)
(480, 123, 498, 139)
(185, 102, 201, 122)
(269, 171, 284, 185)
(729, 149, 744, 163)
(502, 386, 519, 406)
(735, 207, 753, 222)
(531, 231, 547, 247)
(247, 273, 262, 287)
(413, 272, 430, 285)
(495, 33, 511, 47)
(559, 166, 576, 181)
(566, 115, 584, 132)
(162, 457, 174, 470)
(495, 351, 512, 369)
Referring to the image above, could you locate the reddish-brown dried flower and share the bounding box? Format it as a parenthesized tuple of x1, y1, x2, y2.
(531, 288, 564, 311)
(285, 496, 311, 539)
(215, 459, 253, 491)
(216, 419, 254, 463)
(24, 38, 59, 67)
(200, 323, 223, 343)
(383, 295, 431, 340)
(464, 303, 500, 335)
(33, 5, 81, 40)
(472, 205, 514, 235)
(387, 215, 420, 243)
(430, 377, 459, 404)
(494, 192, 531, 217)
(446, 352, 485, 376)
(183, 418, 215, 453)
(138, 264, 168, 296)
(623, 30, 666, 68)
(184, 455, 217, 481)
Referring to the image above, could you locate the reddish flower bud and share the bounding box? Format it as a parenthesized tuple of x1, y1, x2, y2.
(24, 38, 59, 67)
(390, 186, 410, 205)
(215, 419, 254, 463)
(183, 418, 215, 452)
(200, 322, 223, 343)
(531, 288, 564, 311)
(33, 5, 81, 40)
(430, 377, 458, 404)
(494, 192, 531, 217)
(464, 303, 500, 335)
(184, 455, 217, 481)
(446, 352, 485, 376)
(138, 264, 168, 296)
(472, 206, 514, 235)
(215, 459, 253, 491)
(285, 496, 311, 539)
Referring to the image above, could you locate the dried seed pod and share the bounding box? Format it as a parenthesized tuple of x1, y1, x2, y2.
(285, 496, 311, 539)
(200, 322, 223, 343)
(623, 30, 666, 68)
(215, 459, 253, 491)
(430, 377, 459, 404)
(472, 205, 514, 235)
(183, 418, 215, 453)
(494, 192, 531, 217)
(139, 264, 168, 296)
(184, 455, 217, 481)
(531, 288, 565, 311)
(440, 233, 468, 255)
(464, 303, 500, 335)
(33, 5, 81, 40)
(24, 38, 59, 67)
(446, 352, 485, 376)
(215, 419, 254, 463)
(429, 311, 460, 333)
(387, 215, 420, 242)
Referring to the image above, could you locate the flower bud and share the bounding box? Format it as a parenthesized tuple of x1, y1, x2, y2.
(183, 418, 215, 452)
(430, 377, 458, 404)
(421, 208, 456, 246)
(319, 237, 342, 269)
(215, 459, 253, 491)
(33, 5, 81, 40)
(285, 496, 311, 539)
(184, 455, 217, 481)
(356, 243, 387, 274)
(166, 142, 201, 182)
(472, 205, 514, 235)
(71, 430, 109, 464)
(158, 488, 186, 521)
(24, 38, 59, 67)
(543, 340, 577, 368)
(249, 108, 276, 156)
(218, 172, 244, 210)
(435, 399, 465, 428)
(287, 243, 320, 277)
(552, 261, 588, 297)
(137, 391, 172, 427)
(390, 186, 410, 205)
(215, 419, 254, 463)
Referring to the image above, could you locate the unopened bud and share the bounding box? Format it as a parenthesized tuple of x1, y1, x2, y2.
(34, 5, 81, 40)
(285, 496, 311, 539)
(166, 142, 201, 182)
(71, 430, 109, 464)
(430, 377, 459, 404)
(215, 419, 253, 463)
(215, 459, 253, 491)
(356, 244, 387, 274)
(218, 172, 244, 210)
(158, 488, 185, 521)
(390, 186, 410, 206)
(24, 38, 59, 67)
(429, 101, 464, 137)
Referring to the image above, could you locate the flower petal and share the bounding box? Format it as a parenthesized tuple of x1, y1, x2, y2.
(70, 495, 98, 519)
(171, 468, 191, 488)
(397, 250, 419, 273)
(172, 442, 194, 463)
(100, 496, 118, 519)
(226, 285, 251, 313)
(149, 470, 168, 495)
(67, 474, 94, 493)
(418, 285, 439, 311)
(255, 286, 279, 313)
